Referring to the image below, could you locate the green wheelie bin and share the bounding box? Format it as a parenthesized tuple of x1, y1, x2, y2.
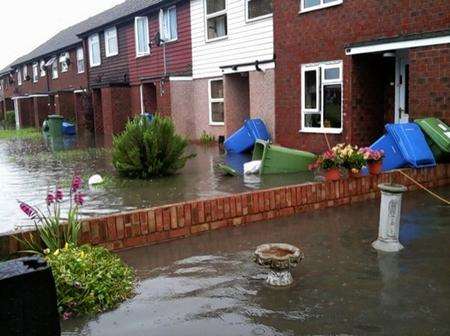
(415, 118, 450, 162)
(47, 115, 64, 138)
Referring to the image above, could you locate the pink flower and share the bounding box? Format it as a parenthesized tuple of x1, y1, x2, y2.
(18, 202, 38, 219)
(74, 193, 85, 206)
(71, 176, 82, 193)
(55, 188, 64, 202)
(62, 312, 73, 320)
(46, 193, 55, 206)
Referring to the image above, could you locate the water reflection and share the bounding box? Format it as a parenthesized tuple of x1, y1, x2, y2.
(0, 134, 314, 233)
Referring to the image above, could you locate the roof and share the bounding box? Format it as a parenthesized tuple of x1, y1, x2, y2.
(0, 66, 12, 76)
(347, 29, 450, 49)
(10, 0, 166, 68)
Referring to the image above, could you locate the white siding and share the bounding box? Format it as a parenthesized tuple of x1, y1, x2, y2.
(191, 0, 274, 79)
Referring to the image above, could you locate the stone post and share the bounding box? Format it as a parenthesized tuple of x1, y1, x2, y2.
(372, 183, 407, 252)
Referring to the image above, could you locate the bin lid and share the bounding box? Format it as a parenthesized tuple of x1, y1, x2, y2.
(48, 114, 64, 119)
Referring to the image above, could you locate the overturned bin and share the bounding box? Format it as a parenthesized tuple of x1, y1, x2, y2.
(0, 256, 60, 336)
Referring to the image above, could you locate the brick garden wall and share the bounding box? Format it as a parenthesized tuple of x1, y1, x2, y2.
(1, 164, 449, 257)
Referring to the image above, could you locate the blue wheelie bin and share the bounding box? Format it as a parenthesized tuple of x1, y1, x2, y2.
(371, 133, 408, 171)
(224, 119, 270, 153)
(385, 123, 436, 168)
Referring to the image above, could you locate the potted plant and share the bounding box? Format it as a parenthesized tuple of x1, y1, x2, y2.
(309, 149, 342, 181)
(337, 144, 366, 178)
(359, 147, 385, 175)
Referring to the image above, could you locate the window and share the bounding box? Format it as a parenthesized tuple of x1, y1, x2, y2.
(76, 47, 85, 73)
(246, 0, 273, 21)
(159, 7, 178, 42)
(40, 60, 46, 77)
(22, 66, 28, 81)
(52, 60, 58, 79)
(209, 79, 224, 125)
(32, 63, 39, 83)
(300, 0, 342, 13)
(104, 27, 118, 57)
(135, 16, 150, 57)
(17, 69, 22, 86)
(205, 0, 227, 41)
(88, 34, 101, 67)
(59, 52, 69, 72)
(301, 60, 342, 133)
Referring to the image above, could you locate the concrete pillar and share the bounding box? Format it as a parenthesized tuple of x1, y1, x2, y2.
(372, 183, 407, 252)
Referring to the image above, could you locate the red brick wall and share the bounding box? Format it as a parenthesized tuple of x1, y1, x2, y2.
(33, 96, 50, 128)
(18, 98, 34, 128)
(55, 92, 75, 121)
(274, 0, 450, 152)
(409, 44, 450, 124)
(92, 89, 104, 135)
(2, 164, 449, 256)
(74, 92, 94, 133)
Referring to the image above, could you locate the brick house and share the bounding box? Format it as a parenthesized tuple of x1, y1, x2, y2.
(76, 0, 193, 142)
(274, 0, 450, 153)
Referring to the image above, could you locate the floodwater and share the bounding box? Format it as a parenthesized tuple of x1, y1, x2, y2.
(62, 187, 450, 336)
(0, 134, 313, 233)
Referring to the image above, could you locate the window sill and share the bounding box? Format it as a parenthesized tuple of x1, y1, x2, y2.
(299, 128, 342, 134)
(245, 13, 273, 24)
(209, 122, 225, 127)
(136, 52, 151, 59)
(162, 38, 178, 44)
(106, 53, 119, 58)
(299, 0, 343, 14)
(205, 35, 228, 44)
(90, 64, 101, 68)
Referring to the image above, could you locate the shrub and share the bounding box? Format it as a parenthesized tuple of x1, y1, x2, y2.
(112, 115, 194, 178)
(5, 110, 15, 129)
(46, 244, 135, 319)
(200, 131, 216, 145)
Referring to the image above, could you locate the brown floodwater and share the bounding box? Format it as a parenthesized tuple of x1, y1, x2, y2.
(61, 187, 450, 336)
(0, 134, 314, 233)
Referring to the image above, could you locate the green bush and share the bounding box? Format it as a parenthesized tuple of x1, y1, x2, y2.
(112, 115, 194, 178)
(46, 244, 135, 318)
(200, 131, 216, 145)
(5, 110, 15, 129)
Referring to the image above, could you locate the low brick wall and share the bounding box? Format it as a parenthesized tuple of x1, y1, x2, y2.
(1, 165, 449, 256)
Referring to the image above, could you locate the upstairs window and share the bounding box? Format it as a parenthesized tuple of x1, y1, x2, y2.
(104, 27, 118, 57)
(88, 34, 101, 67)
(17, 69, 22, 86)
(59, 52, 69, 72)
(135, 16, 150, 57)
(40, 60, 46, 77)
(52, 60, 58, 79)
(159, 6, 178, 42)
(301, 60, 342, 133)
(32, 63, 39, 83)
(300, 0, 342, 13)
(205, 0, 227, 41)
(76, 47, 85, 73)
(246, 0, 273, 21)
(209, 78, 224, 125)
(22, 66, 28, 81)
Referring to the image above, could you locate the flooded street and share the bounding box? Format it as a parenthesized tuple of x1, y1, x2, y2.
(0, 135, 313, 233)
(61, 187, 450, 336)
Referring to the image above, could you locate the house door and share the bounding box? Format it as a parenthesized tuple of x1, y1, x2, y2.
(395, 51, 410, 123)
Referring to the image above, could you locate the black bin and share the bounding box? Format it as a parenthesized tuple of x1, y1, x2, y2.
(0, 256, 60, 336)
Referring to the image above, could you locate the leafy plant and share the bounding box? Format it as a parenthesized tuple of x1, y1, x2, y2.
(335, 144, 366, 172)
(5, 110, 15, 129)
(45, 244, 135, 319)
(200, 131, 216, 145)
(112, 115, 195, 179)
(16, 175, 84, 254)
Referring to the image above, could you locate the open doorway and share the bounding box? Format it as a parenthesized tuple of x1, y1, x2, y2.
(140, 83, 157, 114)
(395, 50, 410, 123)
(224, 73, 250, 136)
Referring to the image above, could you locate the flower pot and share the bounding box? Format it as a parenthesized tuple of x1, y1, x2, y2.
(348, 169, 361, 178)
(325, 168, 340, 181)
(368, 160, 383, 175)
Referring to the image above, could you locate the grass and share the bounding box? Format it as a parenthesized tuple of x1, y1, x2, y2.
(0, 128, 42, 140)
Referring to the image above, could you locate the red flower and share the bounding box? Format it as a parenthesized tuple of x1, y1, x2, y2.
(55, 188, 64, 202)
(18, 202, 38, 220)
(71, 175, 82, 193)
(46, 193, 55, 206)
(74, 193, 85, 206)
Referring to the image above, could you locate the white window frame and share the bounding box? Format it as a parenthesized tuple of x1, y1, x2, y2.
(245, 0, 273, 22)
(32, 63, 39, 83)
(204, 0, 228, 42)
(300, 0, 342, 13)
(104, 27, 119, 57)
(208, 78, 225, 126)
(300, 60, 343, 134)
(59, 52, 69, 72)
(52, 60, 58, 79)
(159, 6, 178, 42)
(22, 66, 28, 80)
(76, 47, 85, 74)
(17, 69, 22, 86)
(135, 16, 150, 57)
(88, 34, 101, 67)
(40, 60, 46, 77)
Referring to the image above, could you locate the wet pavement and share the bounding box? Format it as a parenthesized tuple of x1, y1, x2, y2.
(0, 135, 313, 233)
(62, 187, 450, 336)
